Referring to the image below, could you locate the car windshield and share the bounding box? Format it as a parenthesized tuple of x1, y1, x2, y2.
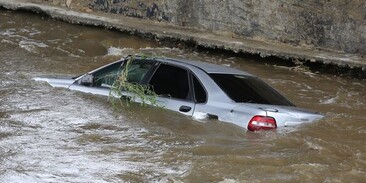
(209, 74, 294, 106)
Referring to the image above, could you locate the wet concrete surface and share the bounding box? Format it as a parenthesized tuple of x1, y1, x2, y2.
(1, 0, 366, 77)
(1, 10, 366, 182)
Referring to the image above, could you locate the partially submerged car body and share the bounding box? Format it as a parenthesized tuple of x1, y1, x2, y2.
(34, 56, 324, 131)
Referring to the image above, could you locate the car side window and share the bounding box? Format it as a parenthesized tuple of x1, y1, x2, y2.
(125, 61, 154, 83)
(148, 64, 190, 100)
(192, 75, 207, 103)
(92, 60, 154, 88)
(93, 61, 123, 87)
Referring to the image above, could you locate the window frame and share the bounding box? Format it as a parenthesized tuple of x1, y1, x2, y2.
(120, 59, 158, 84)
(190, 72, 208, 104)
(146, 62, 194, 102)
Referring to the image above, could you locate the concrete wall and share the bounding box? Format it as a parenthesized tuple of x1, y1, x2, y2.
(34, 0, 366, 55)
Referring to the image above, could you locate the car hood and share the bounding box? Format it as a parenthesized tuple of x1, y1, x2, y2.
(33, 75, 75, 88)
(234, 103, 324, 127)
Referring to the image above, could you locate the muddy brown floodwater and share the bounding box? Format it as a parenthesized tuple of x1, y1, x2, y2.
(0, 10, 365, 183)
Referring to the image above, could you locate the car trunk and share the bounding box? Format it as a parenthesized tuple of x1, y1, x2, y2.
(240, 103, 324, 127)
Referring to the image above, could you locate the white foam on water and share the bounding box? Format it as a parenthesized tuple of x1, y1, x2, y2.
(219, 179, 241, 183)
(320, 96, 338, 104)
(0, 86, 193, 182)
(1, 171, 42, 183)
(106, 46, 180, 57)
(0, 29, 16, 36)
(1, 39, 16, 45)
(106, 47, 132, 56)
(192, 111, 208, 121)
(19, 40, 48, 53)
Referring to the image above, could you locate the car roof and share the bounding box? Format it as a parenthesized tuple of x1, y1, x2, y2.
(132, 56, 253, 76)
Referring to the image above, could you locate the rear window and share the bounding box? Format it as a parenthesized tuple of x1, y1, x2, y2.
(209, 74, 294, 106)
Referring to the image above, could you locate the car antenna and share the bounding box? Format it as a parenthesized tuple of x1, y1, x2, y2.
(230, 103, 241, 113)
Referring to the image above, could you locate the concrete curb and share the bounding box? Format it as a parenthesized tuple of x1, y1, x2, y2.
(1, 0, 365, 72)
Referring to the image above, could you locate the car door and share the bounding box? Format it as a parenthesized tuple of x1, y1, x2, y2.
(147, 63, 195, 116)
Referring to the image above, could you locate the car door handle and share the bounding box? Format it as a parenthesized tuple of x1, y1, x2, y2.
(179, 105, 192, 112)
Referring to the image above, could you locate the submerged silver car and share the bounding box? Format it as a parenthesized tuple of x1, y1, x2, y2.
(34, 55, 324, 131)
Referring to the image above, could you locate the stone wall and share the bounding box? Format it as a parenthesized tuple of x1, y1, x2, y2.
(33, 0, 366, 55)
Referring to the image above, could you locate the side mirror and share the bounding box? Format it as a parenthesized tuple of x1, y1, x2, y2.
(80, 74, 94, 86)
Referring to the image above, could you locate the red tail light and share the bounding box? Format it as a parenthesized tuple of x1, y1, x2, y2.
(248, 115, 277, 131)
